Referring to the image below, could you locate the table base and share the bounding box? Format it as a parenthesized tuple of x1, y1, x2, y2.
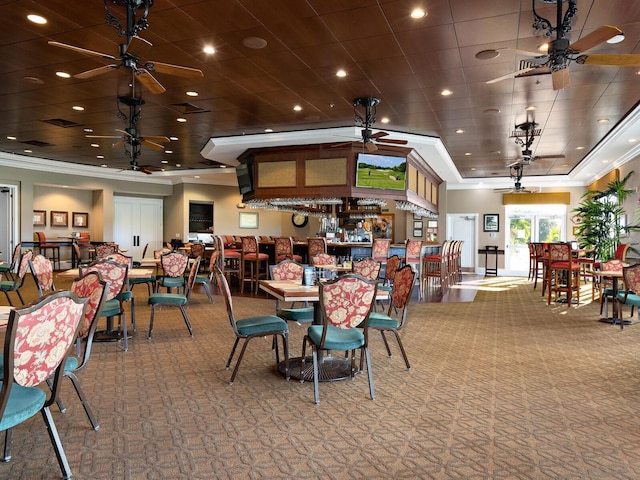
(93, 330, 133, 342)
(278, 355, 357, 382)
(599, 318, 634, 326)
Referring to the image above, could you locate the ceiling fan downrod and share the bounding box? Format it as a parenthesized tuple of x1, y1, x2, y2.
(532, 0, 576, 39)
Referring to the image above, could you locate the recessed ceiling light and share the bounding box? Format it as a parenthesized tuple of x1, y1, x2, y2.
(455, 128, 465, 134)
(7, 136, 16, 140)
(165, 150, 173, 154)
(73, 105, 84, 111)
(264, 128, 273, 133)
(24, 149, 32, 153)
(161, 160, 169, 164)
(56, 71, 71, 78)
(90, 143, 99, 148)
(475, 50, 500, 60)
(410, 8, 426, 19)
(203, 45, 216, 54)
(441, 89, 453, 96)
(186, 91, 198, 97)
(575, 146, 585, 150)
(464, 152, 472, 156)
(84, 128, 93, 133)
(177, 118, 187, 122)
(525, 105, 536, 111)
(380, 117, 390, 124)
(470, 167, 476, 171)
(483, 108, 500, 114)
(597, 118, 609, 124)
(602, 159, 609, 163)
(293, 105, 302, 111)
(27, 14, 47, 24)
(194, 175, 200, 179)
(169, 136, 178, 141)
(629, 138, 637, 143)
(23, 76, 44, 84)
(96, 155, 104, 159)
(242, 37, 267, 49)
(607, 33, 625, 44)
(101, 164, 108, 168)
(176, 164, 181, 167)
(538, 43, 549, 52)
(336, 69, 346, 77)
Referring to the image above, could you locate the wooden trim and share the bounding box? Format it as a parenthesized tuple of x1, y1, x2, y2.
(502, 192, 570, 205)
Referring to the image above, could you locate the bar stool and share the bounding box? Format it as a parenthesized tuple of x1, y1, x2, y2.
(274, 236, 303, 263)
(240, 236, 269, 294)
(306, 237, 327, 261)
(35, 231, 60, 271)
(404, 239, 423, 299)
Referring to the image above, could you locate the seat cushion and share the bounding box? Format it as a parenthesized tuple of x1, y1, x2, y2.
(307, 324, 364, 351)
(236, 315, 288, 336)
(277, 306, 314, 322)
(101, 298, 122, 317)
(243, 253, 269, 261)
(64, 356, 80, 371)
(148, 293, 187, 307)
(617, 292, 640, 306)
(161, 277, 185, 288)
(365, 312, 399, 329)
(0, 383, 46, 431)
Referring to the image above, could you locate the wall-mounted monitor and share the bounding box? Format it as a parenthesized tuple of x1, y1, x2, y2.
(235, 162, 253, 195)
(355, 152, 407, 190)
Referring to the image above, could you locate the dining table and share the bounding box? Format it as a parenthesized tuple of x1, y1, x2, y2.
(259, 279, 389, 381)
(593, 267, 630, 329)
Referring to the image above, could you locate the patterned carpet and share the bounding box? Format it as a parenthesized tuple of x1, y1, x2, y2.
(3, 275, 640, 479)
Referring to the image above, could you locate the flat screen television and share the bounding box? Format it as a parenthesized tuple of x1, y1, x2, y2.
(235, 162, 253, 195)
(355, 152, 407, 190)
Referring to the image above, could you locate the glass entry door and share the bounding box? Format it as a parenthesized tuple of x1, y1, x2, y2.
(505, 205, 566, 276)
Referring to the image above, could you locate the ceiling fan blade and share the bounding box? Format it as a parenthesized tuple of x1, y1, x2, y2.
(141, 140, 165, 151)
(112, 140, 126, 149)
(139, 167, 154, 175)
(145, 61, 204, 80)
(135, 70, 166, 94)
(365, 141, 378, 152)
(569, 25, 623, 53)
(576, 54, 640, 67)
(48, 41, 117, 61)
(74, 64, 119, 79)
(331, 141, 355, 148)
(534, 154, 565, 160)
(552, 68, 570, 90)
(487, 67, 537, 84)
(377, 138, 408, 145)
(370, 131, 389, 139)
(115, 129, 133, 137)
(86, 134, 120, 139)
(142, 135, 170, 143)
(498, 47, 540, 57)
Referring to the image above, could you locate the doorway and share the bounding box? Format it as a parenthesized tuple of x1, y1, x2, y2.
(504, 204, 566, 276)
(446, 214, 477, 271)
(0, 185, 18, 265)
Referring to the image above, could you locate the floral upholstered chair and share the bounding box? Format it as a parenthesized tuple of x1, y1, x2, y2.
(274, 236, 302, 263)
(269, 259, 314, 324)
(617, 263, 640, 327)
(301, 274, 377, 404)
(28, 253, 56, 297)
(353, 258, 381, 281)
(0, 250, 32, 306)
(157, 251, 189, 293)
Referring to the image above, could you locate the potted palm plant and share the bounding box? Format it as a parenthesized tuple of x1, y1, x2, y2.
(573, 171, 634, 261)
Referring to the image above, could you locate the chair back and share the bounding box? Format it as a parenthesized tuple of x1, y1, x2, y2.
(8, 243, 22, 271)
(190, 243, 206, 258)
(386, 265, 416, 327)
(71, 271, 110, 340)
(29, 254, 55, 296)
(405, 239, 423, 262)
(154, 247, 172, 259)
(372, 238, 391, 260)
(77, 232, 91, 247)
(106, 252, 133, 268)
(307, 237, 327, 257)
(241, 236, 259, 254)
(16, 250, 33, 283)
(318, 274, 377, 346)
(184, 257, 201, 300)
(615, 243, 630, 261)
(548, 243, 571, 263)
(353, 258, 381, 281)
(214, 266, 240, 335)
(160, 251, 189, 277)
(312, 253, 336, 266)
(81, 259, 128, 301)
(622, 264, 640, 294)
(274, 236, 294, 259)
(270, 258, 305, 282)
(72, 243, 83, 262)
(95, 243, 117, 258)
(384, 255, 402, 284)
(0, 291, 87, 394)
(35, 231, 47, 244)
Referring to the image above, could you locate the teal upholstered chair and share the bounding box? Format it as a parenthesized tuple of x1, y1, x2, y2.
(301, 273, 377, 404)
(0, 250, 32, 306)
(0, 243, 21, 281)
(269, 259, 314, 324)
(157, 251, 189, 293)
(214, 266, 289, 385)
(147, 257, 200, 339)
(617, 263, 640, 325)
(361, 265, 416, 370)
(28, 253, 56, 297)
(193, 252, 216, 303)
(0, 290, 88, 477)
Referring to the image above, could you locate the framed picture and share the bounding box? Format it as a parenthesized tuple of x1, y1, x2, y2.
(427, 220, 438, 228)
(239, 211, 259, 229)
(413, 229, 423, 238)
(483, 214, 499, 232)
(72, 212, 89, 228)
(372, 213, 394, 243)
(33, 210, 46, 227)
(572, 225, 580, 236)
(50, 211, 68, 227)
(413, 214, 422, 220)
(413, 221, 423, 230)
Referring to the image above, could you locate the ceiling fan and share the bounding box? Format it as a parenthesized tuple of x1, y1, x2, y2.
(48, 0, 203, 94)
(510, 121, 565, 163)
(494, 164, 533, 193)
(333, 97, 408, 152)
(486, 0, 640, 90)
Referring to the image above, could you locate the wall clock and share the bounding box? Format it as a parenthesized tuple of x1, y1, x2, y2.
(292, 213, 308, 228)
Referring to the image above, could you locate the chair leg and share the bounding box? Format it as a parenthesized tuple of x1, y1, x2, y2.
(363, 346, 375, 400)
(148, 307, 156, 339)
(2, 429, 12, 462)
(312, 347, 320, 404)
(203, 283, 214, 303)
(41, 406, 72, 480)
(225, 338, 240, 370)
(229, 338, 251, 385)
(65, 372, 99, 430)
(389, 329, 411, 370)
(179, 306, 194, 336)
(121, 311, 128, 351)
(281, 333, 290, 381)
(379, 330, 393, 357)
